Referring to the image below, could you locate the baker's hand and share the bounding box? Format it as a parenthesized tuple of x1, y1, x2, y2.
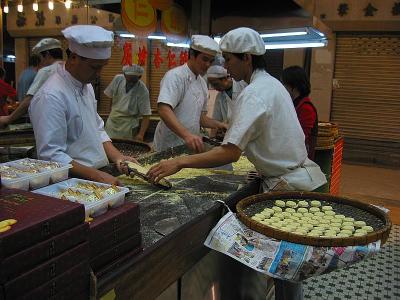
(134, 133, 144, 141)
(115, 156, 138, 174)
(147, 159, 181, 183)
(183, 133, 204, 153)
(92, 170, 122, 186)
(0, 116, 10, 129)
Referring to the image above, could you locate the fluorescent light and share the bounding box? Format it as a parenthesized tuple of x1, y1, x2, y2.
(213, 37, 221, 44)
(3, 5, 9, 13)
(17, 3, 23, 12)
(7, 55, 16, 59)
(65, 0, 72, 9)
(265, 42, 326, 49)
(260, 31, 307, 38)
(148, 35, 167, 40)
(48, 0, 54, 10)
(119, 33, 135, 38)
(33, 2, 39, 11)
(167, 42, 190, 48)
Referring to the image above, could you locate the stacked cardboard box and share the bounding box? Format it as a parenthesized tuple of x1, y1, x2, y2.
(0, 188, 89, 299)
(89, 202, 142, 275)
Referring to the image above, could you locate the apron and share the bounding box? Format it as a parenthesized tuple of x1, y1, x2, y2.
(261, 158, 326, 193)
(105, 80, 140, 139)
(65, 76, 109, 169)
(153, 79, 205, 151)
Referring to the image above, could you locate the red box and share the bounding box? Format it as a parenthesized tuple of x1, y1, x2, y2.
(0, 189, 85, 258)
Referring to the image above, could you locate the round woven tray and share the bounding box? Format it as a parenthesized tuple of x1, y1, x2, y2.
(112, 139, 151, 157)
(236, 192, 391, 247)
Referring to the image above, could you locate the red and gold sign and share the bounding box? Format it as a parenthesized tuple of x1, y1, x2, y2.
(161, 4, 188, 42)
(121, 0, 157, 36)
(149, 0, 173, 11)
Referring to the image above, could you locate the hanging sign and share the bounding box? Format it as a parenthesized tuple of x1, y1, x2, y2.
(161, 4, 188, 43)
(121, 0, 157, 36)
(121, 41, 133, 66)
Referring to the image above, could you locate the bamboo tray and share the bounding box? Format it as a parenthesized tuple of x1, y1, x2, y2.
(236, 192, 391, 247)
(111, 139, 151, 157)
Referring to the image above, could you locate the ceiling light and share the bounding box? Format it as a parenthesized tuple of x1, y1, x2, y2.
(48, 0, 54, 10)
(265, 42, 326, 50)
(17, 2, 23, 12)
(167, 42, 190, 48)
(33, 2, 38, 11)
(119, 33, 135, 38)
(260, 31, 307, 38)
(65, 0, 72, 9)
(148, 35, 167, 40)
(3, 1, 9, 13)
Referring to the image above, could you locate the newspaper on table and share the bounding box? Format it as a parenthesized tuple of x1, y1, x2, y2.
(204, 211, 381, 282)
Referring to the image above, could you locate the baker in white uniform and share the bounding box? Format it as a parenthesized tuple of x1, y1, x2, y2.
(148, 27, 327, 300)
(207, 65, 247, 126)
(0, 38, 63, 128)
(153, 35, 228, 153)
(29, 25, 137, 185)
(104, 64, 151, 141)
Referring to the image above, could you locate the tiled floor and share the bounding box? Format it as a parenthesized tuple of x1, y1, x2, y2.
(303, 224, 400, 300)
(302, 163, 400, 300)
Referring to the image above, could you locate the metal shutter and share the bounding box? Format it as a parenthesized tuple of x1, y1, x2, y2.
(331, 33, 400, 166)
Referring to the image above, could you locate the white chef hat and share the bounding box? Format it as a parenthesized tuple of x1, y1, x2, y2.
(190, 35, 220, 56)
(62, 25, 114, 60)
(220, 27, 266, 55)
(32, 38, 62, 54)
(123, 64, 144, 76)
(207, 65, 228, 78)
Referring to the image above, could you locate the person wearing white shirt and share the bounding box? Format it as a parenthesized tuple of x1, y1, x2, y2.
(0, 38, 63, 128)
(153, 35, 228, 153)
(29, 25, 137, 185)
(147, 27, 327, 300)
(104, 64, 151, 141)
(206, 65, 247, 129)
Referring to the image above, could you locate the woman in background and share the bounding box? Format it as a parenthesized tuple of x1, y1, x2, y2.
(282, 66, 318, 160)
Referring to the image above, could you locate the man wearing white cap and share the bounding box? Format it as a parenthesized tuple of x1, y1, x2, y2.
(29, 25, 137, 185)
(104, 64, 151, 141)
(206, 65, 247, 127)
(147, 27, 326, 300)
(0, 38, 63, 128)
(153, 35, 228, 153)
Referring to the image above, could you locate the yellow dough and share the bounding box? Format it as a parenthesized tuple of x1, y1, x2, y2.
(286, 200, 297, 208)
(322, 205, 333, 211)
(272, 206, 283, 213)
(275, 200, 286, 207)
(285, 208, 296, 214)
(354, 221, 367, 228)
(298, 201, 309, 208)
(362, 226, 374, 233)
(309, 207, 320, 213)
(325, 210, 336, 216)
(297, 207, 308, 214)
(311, 200, 321, 207)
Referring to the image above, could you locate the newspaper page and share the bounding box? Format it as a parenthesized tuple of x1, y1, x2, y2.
(204, 212, 381, 282)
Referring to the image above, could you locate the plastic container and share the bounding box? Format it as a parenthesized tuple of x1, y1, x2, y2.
(0, 162, 31, 190)
(33, 178, 128, 217)
(11, 158, 72, 184)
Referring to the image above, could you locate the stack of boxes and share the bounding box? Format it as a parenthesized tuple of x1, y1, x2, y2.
(0, 189, 89, 299)
(89, 202, 142, 276)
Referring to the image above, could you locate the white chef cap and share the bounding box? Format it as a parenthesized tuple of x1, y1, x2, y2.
(190, 35, 220, 56)
(219, 27, 266, 55)
(123, 64, 144, 76)
(207, 65, 228, 78)
(62, 25, 114, 60)
(32, 38, 62, 54)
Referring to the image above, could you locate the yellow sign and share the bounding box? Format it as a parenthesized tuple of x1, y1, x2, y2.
(161, 4, 187, 38)
(123, 0, 156, 28)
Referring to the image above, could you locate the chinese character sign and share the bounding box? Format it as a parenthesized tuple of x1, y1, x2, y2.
(167, 50, 176, 69)
(154, 48, 164, 69)
(121, 41, 133, 66)
(138, 46, 148, 66)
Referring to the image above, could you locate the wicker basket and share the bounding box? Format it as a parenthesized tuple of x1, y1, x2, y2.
(236, 192, 391, 247)
(111, 139, 152, 158)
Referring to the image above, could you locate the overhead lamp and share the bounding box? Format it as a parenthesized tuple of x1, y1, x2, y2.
(265, 42, 326, 50)
(119, 33, 135, 38)
(48, 0, 54, 10)
(3, 1, 9, 13)
(65, 0, 72, 9)
(166, 42, 190, 48)
(148, 34, 167, 40)
(7, 55, 16, 59)
(260, 31, 307, 38)
(33, 1, 39, 11)
(17, 1, 23, 12)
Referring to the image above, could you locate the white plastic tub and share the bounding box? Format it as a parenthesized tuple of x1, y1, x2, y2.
(33, 178, 128, 217)
(0, 162, 31, 190)
(11, 158, 72, 184)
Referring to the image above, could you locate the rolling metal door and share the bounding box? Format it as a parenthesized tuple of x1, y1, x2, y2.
(331, 33, 400, 166)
